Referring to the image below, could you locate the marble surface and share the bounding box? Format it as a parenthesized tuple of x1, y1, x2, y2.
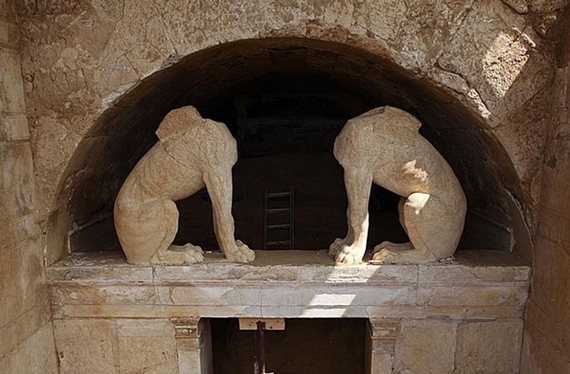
(49, 249, 530, 373)
(330, 106, 467, 264)
(48, 250, 530, 320)
(114, 106, 255, 264)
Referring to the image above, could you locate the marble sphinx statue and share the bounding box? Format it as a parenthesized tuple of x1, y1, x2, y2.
(329, 106, 467, 264)
(114, 106, 255, 264)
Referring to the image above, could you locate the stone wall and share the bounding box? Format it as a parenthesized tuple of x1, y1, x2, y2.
(521, 5, 570, 373)
(0, 0, 57, 372)
(1, 0, 569, 373)
(48, 250, 529, 374)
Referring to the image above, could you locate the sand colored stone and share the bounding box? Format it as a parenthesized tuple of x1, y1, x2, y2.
(47, 250, 530, 373)
(114, 106, 255, 264)
(330, 106, 467, 264)
(2, 1, 570, 373)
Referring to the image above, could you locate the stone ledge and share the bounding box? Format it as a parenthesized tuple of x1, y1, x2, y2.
(48, 249, 530, 284)
(48, 250, 530, 320)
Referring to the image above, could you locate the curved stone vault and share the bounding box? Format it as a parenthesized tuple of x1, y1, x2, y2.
(16, 1, 553, 263)
(49, 37, 526, 261)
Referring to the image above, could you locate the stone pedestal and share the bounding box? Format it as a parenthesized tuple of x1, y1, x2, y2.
(48, 250, 529, 373)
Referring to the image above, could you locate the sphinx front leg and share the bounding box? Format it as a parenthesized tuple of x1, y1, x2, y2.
(330, 166, 373, 265)
(205, 170, 255, 263)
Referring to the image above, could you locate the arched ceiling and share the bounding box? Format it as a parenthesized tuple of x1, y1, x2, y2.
(58, 37, 520, 241)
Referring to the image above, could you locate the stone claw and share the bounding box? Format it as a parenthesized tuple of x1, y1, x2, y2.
(329, 238, 365, 265)
(224, 240, 255, 263)
(328, 237, 345, 258)
(152, 243, 205, 264)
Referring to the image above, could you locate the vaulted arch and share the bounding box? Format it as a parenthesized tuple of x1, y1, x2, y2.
(47, 37, 524, 262)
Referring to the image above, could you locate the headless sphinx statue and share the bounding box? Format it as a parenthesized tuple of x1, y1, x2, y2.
(114, 106, 255, 264)
(329, 106, 467, 264)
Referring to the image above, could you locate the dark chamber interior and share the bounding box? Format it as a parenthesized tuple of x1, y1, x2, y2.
(210, 318, 366, 374)
(62, 37, 522, 255)
(174, 74, 407, 250)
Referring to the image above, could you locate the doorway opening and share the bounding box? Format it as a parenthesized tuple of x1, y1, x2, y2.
(210, 318, 366, 374)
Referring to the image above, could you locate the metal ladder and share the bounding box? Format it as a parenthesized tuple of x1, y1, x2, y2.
(263, 186, 295, 250)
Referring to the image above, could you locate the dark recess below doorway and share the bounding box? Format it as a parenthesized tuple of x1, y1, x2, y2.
(210, 318, 366, 374)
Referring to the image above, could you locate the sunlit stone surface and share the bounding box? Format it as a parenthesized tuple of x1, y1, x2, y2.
(330, 106, 466, 265)
(114, 106, 255, 264)
(48, 250, 529, 373)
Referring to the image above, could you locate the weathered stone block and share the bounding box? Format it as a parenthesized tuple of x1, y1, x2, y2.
(0, 142, 35, 219)
(367, 305, 525, 320)
(49, 250, 530, 321)
(260, 305, 365, 318)
(367, 318, 398, 371)
(0, 0, 13, 17)
(0, 236, 45, 326)
(0, 18, 18, 48)
(0, 212, 40, 251)
(152, 251, 418, 284)
(520, 325, 570, 374)
(47, 252, 153, 284)
(529, 237, 570, 330)
(158, 285, 246, 306)
(0, 296, 50, 359)
(418, 285, 528, 308)
(116, 319, 178, 374)
(352, 0, 406, 43)
(537, 208, 570, 251)
(369, 353, 392, 374)
(53, 319, 117, 374)
(173, 318, 212, 374)
(456, 320, 523, 373)
(419, 263, 530, 284)
(52, 284, 157, 306)
(526, 0, 568, 12)
(539, 135, 570, 214)
(53, 303, 252, 320)
(525, 300, 570, 360)
(0, 48, 25, 114)
(0, 113, 30, 142)
(258, 285, 416, 308)
(394, 319, 457, 374)
(0, 323, 58, 374)
(388, 0, 474, 71)
(437, 0, 550, 125)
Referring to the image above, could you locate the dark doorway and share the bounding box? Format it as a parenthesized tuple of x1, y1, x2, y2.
(210, 318, 366, 374)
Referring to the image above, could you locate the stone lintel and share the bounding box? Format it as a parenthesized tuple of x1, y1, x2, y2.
(48, 250, 530, 321)
(48, 250, 530, 284)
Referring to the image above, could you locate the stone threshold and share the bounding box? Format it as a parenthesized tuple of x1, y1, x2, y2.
(48, 250, 530, 320)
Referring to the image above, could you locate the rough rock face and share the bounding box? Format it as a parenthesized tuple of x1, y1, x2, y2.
(0, 0, 58, 372)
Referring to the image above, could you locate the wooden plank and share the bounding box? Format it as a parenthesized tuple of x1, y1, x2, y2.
(238, 318, 286, 330)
